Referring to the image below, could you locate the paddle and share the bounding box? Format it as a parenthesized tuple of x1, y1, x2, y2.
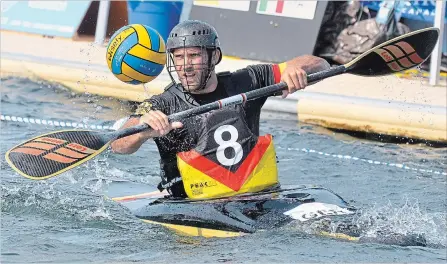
(5, 27, 439, 180)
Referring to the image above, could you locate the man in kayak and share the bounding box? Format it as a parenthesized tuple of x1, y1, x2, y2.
(111, 20, 330, 199)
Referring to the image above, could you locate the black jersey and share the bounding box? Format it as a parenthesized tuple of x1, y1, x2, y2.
(133, 64, 280, 197)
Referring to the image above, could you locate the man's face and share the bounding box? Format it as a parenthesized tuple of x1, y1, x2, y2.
(171, 47, 209, 92)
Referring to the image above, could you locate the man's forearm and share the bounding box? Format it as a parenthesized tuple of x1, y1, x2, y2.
(110, 117, 151, 154)
(283, 55, 331, 74)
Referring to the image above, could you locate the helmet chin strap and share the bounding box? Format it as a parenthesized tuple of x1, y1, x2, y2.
(194, 68, 213, 92)
(193, 48, 217, 92)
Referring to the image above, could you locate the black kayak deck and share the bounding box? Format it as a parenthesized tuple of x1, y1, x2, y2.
(102, 180, 357, 238)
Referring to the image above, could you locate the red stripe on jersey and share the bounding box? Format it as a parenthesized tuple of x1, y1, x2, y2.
(272, 64, 281, 84)
(178, 135, 272, 191)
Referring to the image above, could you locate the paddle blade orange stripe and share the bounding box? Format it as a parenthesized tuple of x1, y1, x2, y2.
(66, 143, 96, 154)
(43, 153, 77, 164)
(10, 147, 46, 156)
(22, 142, 56, 150)
(55, 147, 88, 159)
(35, 137, 67, 145)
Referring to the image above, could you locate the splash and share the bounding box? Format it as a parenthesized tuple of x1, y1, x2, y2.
(286, 198, 446, 248)
(353, 199, 446, 248)
(77, 198, 111, 222)
(1, 179, 112, 224)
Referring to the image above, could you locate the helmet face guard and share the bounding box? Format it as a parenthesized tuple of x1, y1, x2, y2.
(166, 20, 222, 92)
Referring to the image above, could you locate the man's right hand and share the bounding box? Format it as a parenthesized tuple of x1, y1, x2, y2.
(139, 110, 183, 138)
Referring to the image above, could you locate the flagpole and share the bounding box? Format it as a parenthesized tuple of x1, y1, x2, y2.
(429, 0, 446, 86)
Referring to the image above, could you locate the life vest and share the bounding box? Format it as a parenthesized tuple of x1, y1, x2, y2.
(169, 72, 279, 199)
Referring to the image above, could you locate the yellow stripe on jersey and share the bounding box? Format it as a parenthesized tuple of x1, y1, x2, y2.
(278, 62, 287, 74)
(178, 136, 278, 200)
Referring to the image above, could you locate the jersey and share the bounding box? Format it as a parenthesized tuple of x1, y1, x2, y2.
(133, 64, 283, 197)
(177, 106, 279, 199)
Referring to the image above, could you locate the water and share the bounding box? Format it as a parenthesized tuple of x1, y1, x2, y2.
(1, 77, 446, 263)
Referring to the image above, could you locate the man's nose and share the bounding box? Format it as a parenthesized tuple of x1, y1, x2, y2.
(184, 65, 194, 73)
(184, 55, 194, 65)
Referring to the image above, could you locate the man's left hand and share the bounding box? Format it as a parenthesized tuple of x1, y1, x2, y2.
(280, 66, 308, 98)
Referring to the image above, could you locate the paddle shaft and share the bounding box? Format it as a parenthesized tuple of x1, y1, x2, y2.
(115, 65, 347, 140)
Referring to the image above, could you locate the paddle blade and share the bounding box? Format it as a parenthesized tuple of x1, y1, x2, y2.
(5, 130, 111, 180)
(346, 27, 439, 76)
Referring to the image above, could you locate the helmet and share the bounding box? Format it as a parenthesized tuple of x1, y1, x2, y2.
(166, 20, 222, 92)
(167, 20, 222, 64)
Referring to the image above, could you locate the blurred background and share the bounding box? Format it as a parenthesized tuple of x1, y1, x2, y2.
(1, 3, 446, 262)
(1, 0, 446, 72)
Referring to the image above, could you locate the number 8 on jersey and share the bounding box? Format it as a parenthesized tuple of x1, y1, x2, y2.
(214, 125, 243, 166)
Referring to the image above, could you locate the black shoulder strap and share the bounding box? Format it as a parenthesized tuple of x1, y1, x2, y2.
(217, 71, 238, 96)
(217, 71, 231, 77)
(163, 82, 176, 91)
(166, 83, 199, 107)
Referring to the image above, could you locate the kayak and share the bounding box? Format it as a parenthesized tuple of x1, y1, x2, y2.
(102, 181, 428, 246)
(102, 180, 359, 239)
